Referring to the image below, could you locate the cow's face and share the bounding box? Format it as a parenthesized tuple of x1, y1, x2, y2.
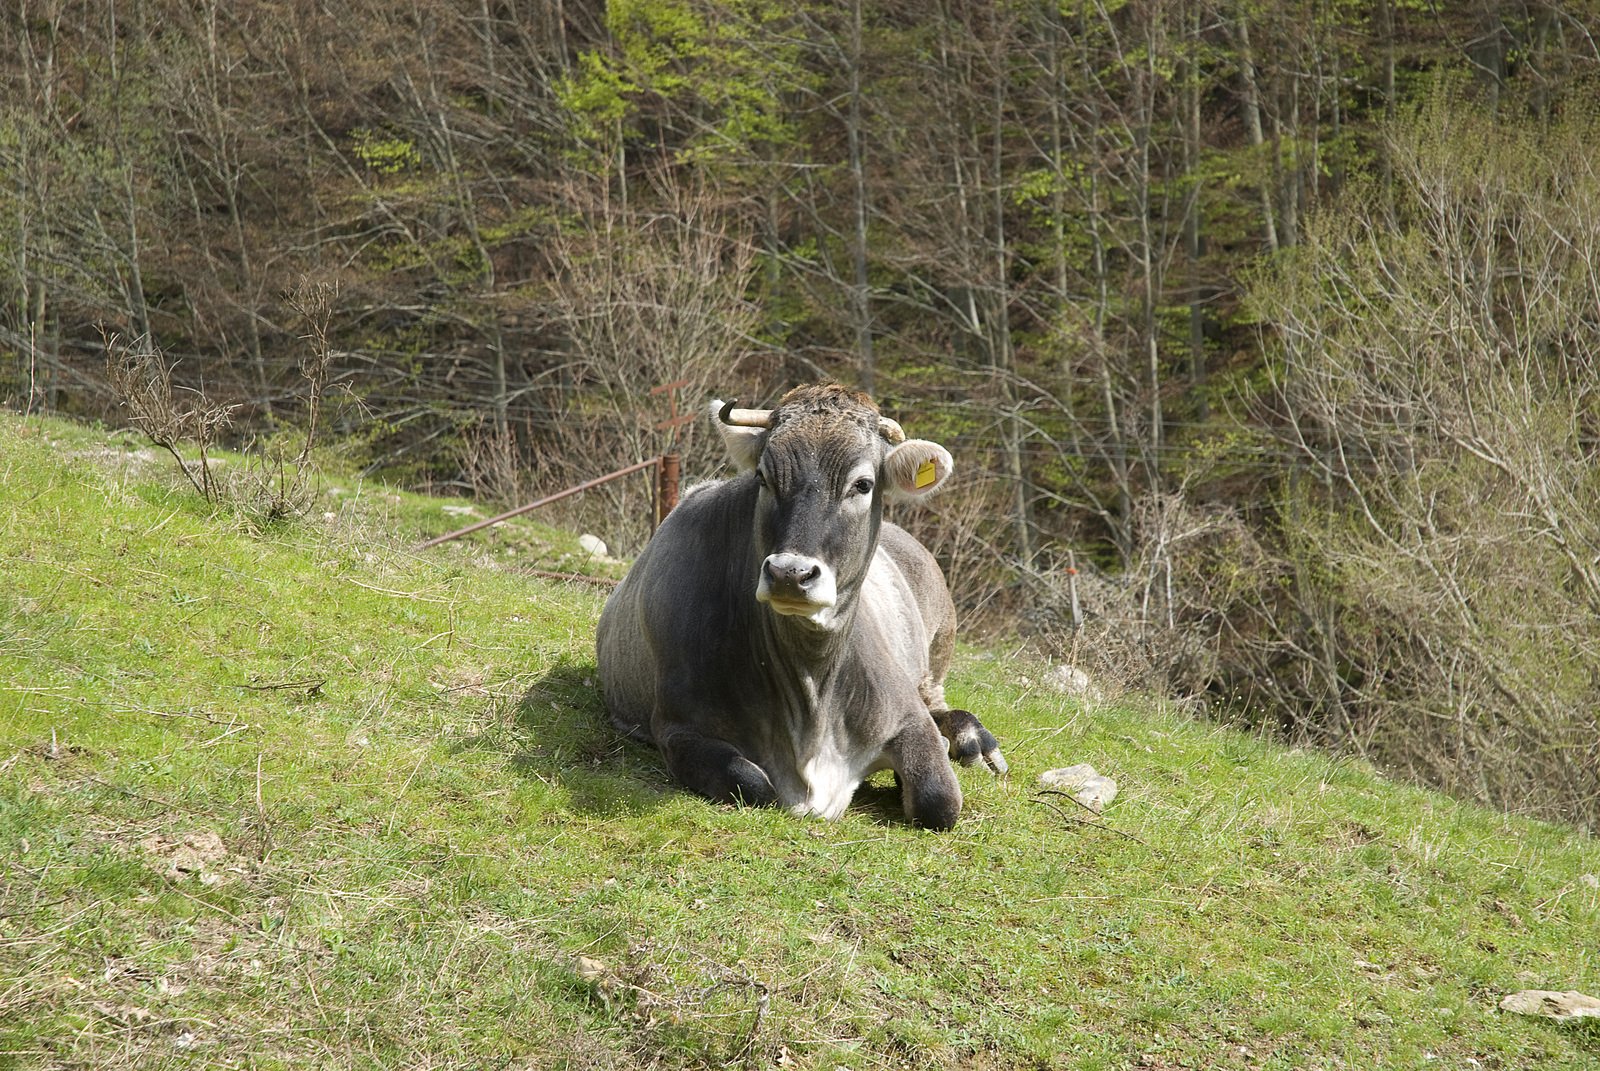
(714, 385, 952, 630)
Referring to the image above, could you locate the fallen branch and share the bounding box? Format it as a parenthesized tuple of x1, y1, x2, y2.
(1028, 794, 1152, 849)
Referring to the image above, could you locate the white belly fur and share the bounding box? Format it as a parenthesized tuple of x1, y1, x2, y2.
(785, 546, 929, 820)
(795, 745, 861, 820)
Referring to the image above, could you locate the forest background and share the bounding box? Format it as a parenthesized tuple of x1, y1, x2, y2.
(2, 0, 1598, 828)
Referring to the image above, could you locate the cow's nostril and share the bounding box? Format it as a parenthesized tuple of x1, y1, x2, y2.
(765, 554, 823, 591)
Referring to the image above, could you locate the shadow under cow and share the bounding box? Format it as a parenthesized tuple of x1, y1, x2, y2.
(487, 658, 932, 829)
(492, 659, 674, 817)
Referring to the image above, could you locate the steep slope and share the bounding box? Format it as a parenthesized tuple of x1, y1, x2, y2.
(2, 413, 1597, 1070)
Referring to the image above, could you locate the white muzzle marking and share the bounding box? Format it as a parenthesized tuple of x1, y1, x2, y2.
(756, 552, 837, 625)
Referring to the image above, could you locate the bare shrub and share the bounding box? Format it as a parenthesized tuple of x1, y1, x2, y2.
(498, 175, 764, 554)
(458, 416, 535, 510)
(285, 278, 338, 466)
(226, 279, 344, 524)
(1241, 91, 1600, 827)
(103, 278, 346, 524)
(1012, 487, 1268, 704)
(103, 332, 235, 503)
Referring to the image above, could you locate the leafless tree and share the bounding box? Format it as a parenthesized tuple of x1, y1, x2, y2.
(1247, 94, 1600, 825)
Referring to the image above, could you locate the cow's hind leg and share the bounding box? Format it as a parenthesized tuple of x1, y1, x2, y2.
(886, 717, 963, 831)
(658, 727, 778, 808)
(931, 708, 1008, 775)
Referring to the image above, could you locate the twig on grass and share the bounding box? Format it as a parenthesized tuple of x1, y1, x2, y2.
(519, 568, 620, 588)
(199, 722, 252, 748)
(1028, 793, 1153, 849)
(0, 897, 70, 920)
(78, 776, 176, 809)
(570, 942, 771, 1065)
(239, 677, 326, 696)
(1036, 787, 1109, 815)
(342, 577, 452, 602)
(254, 751, 271, 862)
(733, 978, 769, 1067)
(132, 706, 249, 728)
(386, 750, 430, 837)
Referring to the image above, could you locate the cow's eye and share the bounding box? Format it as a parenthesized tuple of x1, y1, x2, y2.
(851, 476, 874, 497)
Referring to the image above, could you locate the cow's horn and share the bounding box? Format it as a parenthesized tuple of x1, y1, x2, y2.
(718, 400, 773, 428)
(878, 416, 906, 444)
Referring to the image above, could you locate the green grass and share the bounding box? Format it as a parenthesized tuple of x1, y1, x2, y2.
(2, 411, 1598, 1070)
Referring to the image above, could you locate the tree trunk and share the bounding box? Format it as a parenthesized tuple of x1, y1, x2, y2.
(847, 0, 874, 394)
(1233, 17, 1279, 253)
(1184, 0, 1207, 423)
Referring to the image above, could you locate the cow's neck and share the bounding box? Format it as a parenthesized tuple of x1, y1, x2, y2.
(755, 583, 865, 691)
(754, 592, 868, 790)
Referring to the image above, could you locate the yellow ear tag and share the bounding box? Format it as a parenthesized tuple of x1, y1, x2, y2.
(914, 458, 937, 489)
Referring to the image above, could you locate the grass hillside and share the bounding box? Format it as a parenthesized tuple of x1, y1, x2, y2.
(2, 412, 1598, 1071)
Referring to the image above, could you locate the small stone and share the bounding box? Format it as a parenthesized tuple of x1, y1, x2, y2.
(1499, 990, 1600, 1020)
(1038, 764, 1119, 813)
(138, 830, 232, 883)
(1042, 664, 1098, 697)
(572, 955, 630, 1006)
(578, 533, 608, 558)
(1580, 873, 1598, 890)
(574, 956, 610, 983)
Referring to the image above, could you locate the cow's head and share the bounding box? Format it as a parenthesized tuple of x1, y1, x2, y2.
(712, 384, 952, 629)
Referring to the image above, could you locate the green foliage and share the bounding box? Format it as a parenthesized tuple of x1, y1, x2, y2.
(558, 49, 641, 140)
(351, 128, 421, 175)
(558, 0, 811, 162)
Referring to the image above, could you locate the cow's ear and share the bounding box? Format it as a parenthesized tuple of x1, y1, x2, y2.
(711, 400, 766, 471)
(885, 439, 953, 501)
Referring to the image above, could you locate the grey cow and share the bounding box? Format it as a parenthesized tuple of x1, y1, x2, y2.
(595, 384, 1006, 829)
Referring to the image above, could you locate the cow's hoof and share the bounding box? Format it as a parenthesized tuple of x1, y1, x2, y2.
(910, 784, 961, 831)
(894, 771, 961, 831)
(662, 732, 779, 808)
(931, 709, 1008, 776)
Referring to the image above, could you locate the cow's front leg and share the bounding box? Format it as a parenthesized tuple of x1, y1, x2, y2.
(886, 717, 963, 831)
(657, 725, 778, 808)
(931, 708, 1008, 775)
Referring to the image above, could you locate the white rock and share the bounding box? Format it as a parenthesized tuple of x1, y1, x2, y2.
(1038, 763, 1119, 813)
(441, 504, 479, 518)
(574, 955, 610, 983)
(1043, 664, 1101, 700)
(578, 533, 608, 557)
(1499, 990, 1600, 1020)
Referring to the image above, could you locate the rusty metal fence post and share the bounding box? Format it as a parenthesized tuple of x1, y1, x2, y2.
(656, 454, 679, 529)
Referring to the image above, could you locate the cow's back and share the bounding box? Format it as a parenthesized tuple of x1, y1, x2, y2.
(875, 522, 957, 702)
(595, 476, 753, 743)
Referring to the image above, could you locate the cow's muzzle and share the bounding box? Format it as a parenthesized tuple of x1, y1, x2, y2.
(757, 552, 838, 617)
